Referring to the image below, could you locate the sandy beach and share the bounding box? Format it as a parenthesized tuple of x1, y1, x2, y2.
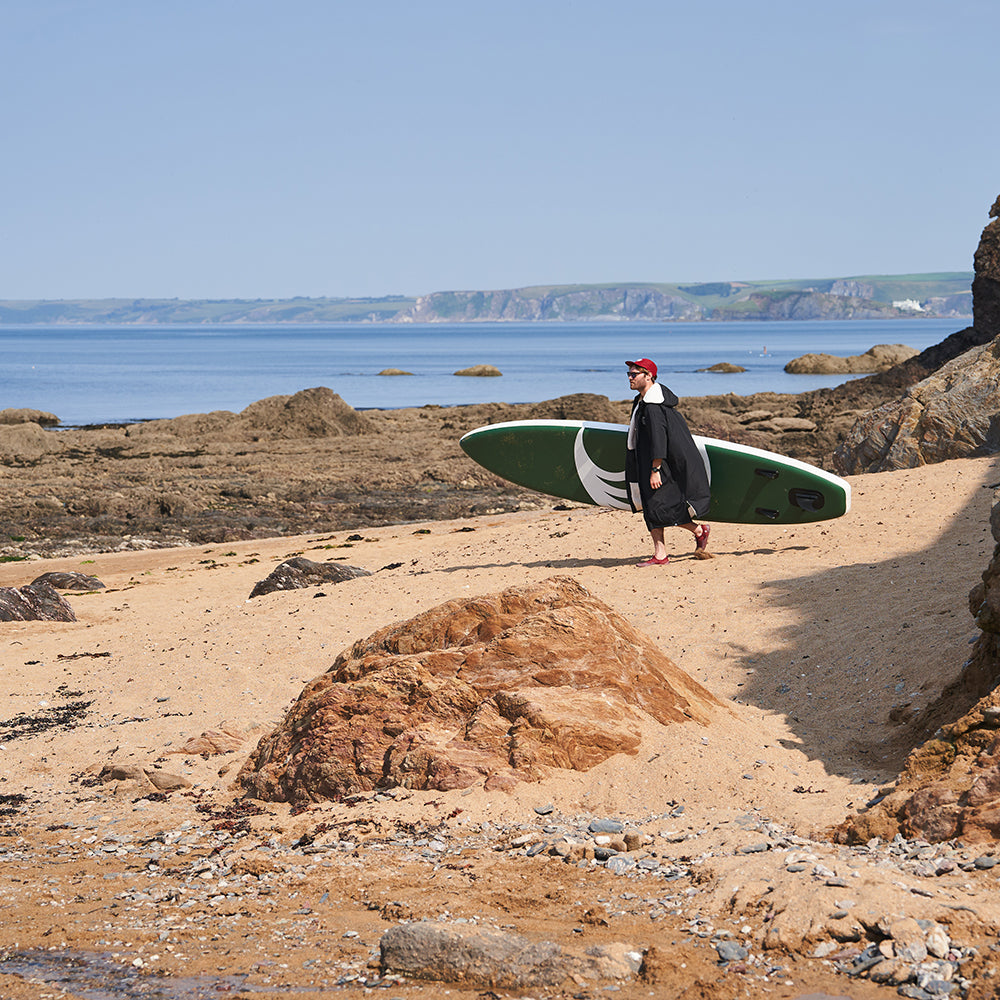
(1, 445, 998, 998)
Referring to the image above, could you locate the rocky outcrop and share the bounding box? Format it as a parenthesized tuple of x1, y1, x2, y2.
(237, 577, 722, 803)
(248, 557, 371, 599)
(784, 344, 917, 374)
(128, 386, 374, 442)
(833, 198, 1000, 474)
(524, 393, 625, 423)
(833, 493, 1000, 844)
(0, 422, 61, 462)
(831, 338, 1000, 473)
(0, 581, 76, 622)
(0, 408, 59, 426)
(454, 365, 502, 377)
(973, 195, 1000, 338)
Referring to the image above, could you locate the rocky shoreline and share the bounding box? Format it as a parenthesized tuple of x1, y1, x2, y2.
(0, 314, 991, 563)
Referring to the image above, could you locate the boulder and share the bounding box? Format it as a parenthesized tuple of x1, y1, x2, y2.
(525, 393, 623, 423)
(454, 364, 502, 377)
(380, 923, 642, 989)
(168, 722, 246, 757)
(237, 576, 722, 803)
(31, 572, 105, 592)
(100, 764, 191, 794)
(126, 387, 374, 442)
(239, 386, 373, 438)
(784, 344, 918, 374)
(696, 362, 746, 373)
(248, 557, 371, 599)
(377, 368, 414, 376)
(0, 422, 60, 461)
(0, 408, 59, 426)
(0, 582, 76, 622)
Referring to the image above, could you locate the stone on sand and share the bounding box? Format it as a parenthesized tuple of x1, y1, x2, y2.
(237, 576, 722, 803)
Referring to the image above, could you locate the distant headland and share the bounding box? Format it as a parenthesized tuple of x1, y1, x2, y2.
(0, 272, 972, 325)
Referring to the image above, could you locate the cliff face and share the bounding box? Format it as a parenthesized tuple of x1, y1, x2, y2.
(402, 287, 704, 323)
(973, 195, 1000, 337)
(399, 284, 965, 323)
(711, 290, 899, 321)
(833, 197, 1000, 474)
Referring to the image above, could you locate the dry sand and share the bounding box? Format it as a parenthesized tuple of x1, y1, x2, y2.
(1, 453, 999, 999)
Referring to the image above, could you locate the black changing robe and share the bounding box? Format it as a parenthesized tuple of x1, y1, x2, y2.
(626, 382, 711, 528)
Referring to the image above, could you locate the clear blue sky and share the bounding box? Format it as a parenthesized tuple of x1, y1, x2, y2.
(2, 0, 997, 299)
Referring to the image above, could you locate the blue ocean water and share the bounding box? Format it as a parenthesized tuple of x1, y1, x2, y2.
(0, 318, 963, 426)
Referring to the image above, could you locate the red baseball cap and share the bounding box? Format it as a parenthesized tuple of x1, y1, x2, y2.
(626, 358, 657, 378)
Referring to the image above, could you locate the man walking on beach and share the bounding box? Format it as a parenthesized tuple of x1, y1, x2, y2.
(625, 359, 711, 566)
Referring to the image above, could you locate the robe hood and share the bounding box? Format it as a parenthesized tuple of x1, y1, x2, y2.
(637, 382, 679, 407)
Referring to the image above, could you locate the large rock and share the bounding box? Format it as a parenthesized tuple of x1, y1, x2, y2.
(785, 344, 917, 374)
(380, 923, 642, 989)
(127, 386, 373, 442)
(237, 577, 722, 803)
(832, 336, 1000, 473)
(0, 581, 76, 622)
(973, 194, 1000, 339)
(525, 393, 624, 423)
(248, 557, 371, 599)
(0, 408, 59, 426)
(31, 571, 105, 592)
(0, 422, 61, 461)
(239, 386, 373, 438)
(833, 197, 1000, 474)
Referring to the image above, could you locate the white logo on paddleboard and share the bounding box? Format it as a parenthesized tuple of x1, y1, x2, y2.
(573, 428, 631, 510)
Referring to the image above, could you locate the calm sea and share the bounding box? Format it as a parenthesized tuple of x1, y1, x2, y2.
(0, 318, 964, 426)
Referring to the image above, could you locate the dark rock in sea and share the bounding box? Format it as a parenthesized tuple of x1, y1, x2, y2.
(0, 581, 76, 622)
(454, 364, 502, 377)
(248, 557, 371, 599)
(31, 571, 105, 592)
(237, 576, 720, 802)
(697, 363, 746, 373)
(377, 368, 414, 376)
(785, 344, 917, 374)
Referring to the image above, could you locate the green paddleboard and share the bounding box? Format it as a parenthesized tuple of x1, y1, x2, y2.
(459, 419, 850, 525)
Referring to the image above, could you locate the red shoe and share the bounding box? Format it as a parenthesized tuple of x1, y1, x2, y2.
(637, 556, 669, 567)
(695, 524, 711, 552)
